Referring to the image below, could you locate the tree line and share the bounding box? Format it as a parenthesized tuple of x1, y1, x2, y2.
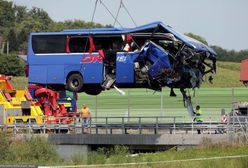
(0, 0, 108, 76)
(184, 33, 248, 63)
(0, 0, 108, 54)
(0, 0, 247, 76)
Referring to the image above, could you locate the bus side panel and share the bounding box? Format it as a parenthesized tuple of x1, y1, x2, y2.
(29, 66, 47, 84)
(81, 63, 103, 84)
(116, 53, 135, 83)
(65, 64, 81, 75)
(47, 65, 64, 84)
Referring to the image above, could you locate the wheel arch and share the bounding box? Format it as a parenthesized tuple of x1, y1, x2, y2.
(66, 71, 83, 84)
(66, 71, 84, 92)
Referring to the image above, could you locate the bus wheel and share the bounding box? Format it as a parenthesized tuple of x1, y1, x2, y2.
(67, 74, 83, 92)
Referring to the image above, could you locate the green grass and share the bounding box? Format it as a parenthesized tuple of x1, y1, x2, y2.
(77, 87, 248, 122)
(67, 144, 248, 168)
(202, 61, 242, 88)
(9, 76, 28, 90)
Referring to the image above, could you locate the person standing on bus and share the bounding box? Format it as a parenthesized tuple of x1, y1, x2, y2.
(80, 104, 91, 127)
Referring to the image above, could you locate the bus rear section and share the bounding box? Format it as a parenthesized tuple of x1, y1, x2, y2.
(27, 33, 104, 93)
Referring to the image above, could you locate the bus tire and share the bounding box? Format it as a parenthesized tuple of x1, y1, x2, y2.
(67, 73, 83, 92)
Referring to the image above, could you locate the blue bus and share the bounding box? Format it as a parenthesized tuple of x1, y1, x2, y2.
(27, 21, 217, 95)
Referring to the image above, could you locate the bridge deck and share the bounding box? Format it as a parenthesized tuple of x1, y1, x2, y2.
(48, 134, 229, 146)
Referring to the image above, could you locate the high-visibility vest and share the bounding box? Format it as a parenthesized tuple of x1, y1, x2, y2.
(81, 107, 91, 118)
(195, 109, 203, 122)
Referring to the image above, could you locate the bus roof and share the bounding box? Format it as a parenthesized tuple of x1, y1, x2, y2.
(30, 21, 217, 56)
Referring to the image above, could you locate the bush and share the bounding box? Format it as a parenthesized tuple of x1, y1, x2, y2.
(70, 145, 130, 165)
(0, 132, 60, 165)
(86, 151, 106, 165)
(0, 132, 10, 160)
(70, 151, 87, 165)
(27, 136, 60, 163)
(0, 54, 25, 76)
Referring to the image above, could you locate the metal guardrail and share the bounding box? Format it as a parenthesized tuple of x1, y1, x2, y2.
(1, 115, 247, 136)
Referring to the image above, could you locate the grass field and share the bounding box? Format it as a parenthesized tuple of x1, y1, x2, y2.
(67, 144, 248, 168)
(77, 87, 248, 122)
(202, 61, 242, 88)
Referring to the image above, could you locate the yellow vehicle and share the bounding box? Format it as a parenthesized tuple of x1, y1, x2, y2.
(0, 75, 44, 124)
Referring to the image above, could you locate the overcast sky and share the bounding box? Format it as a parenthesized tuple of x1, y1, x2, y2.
(12, 0, 248, 51)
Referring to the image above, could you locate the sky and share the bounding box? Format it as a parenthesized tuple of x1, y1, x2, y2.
(12, 0, 248, 51)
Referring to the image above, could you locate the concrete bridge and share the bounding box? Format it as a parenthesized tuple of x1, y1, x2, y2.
(4, 115, 246, 160)
(48, 134, 230, 160)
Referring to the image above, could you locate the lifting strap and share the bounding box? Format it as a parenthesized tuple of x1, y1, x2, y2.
(88, 35, 95, 53)
(66, 36, 71, 53)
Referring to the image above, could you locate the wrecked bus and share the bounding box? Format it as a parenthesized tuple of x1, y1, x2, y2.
(27, 21, 217, 96)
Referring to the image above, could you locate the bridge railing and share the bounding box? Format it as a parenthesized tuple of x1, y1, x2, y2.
(1, 115, 246, 136)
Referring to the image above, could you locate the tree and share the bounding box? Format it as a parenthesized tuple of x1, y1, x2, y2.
(0, 0, 108, 54)
(21, 16, 43, 32)
(211, 45, 248, 62)
(14, 5, 28, 23)
(0, 0, 15, 27)
(7, 28, 18, 52)
(17, 28, 28, 53)
(28, 7, 53, 31)
(184, 32, 208, 45)
(0, 0, 15, 34)
(49, 20, 105, 32)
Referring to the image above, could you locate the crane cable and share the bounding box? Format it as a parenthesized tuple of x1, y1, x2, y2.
(84, 0, 99, 52)
(112, 0, 140, 50)
(99, 0, 123, 27)
(121, 1, 137, 27)
(113, 0, 123, 27)
(90, 0, 137, 28)
(91, 0, 99, 23)
(85, 0, 139, 52)
(113, 0, 137, 27)
(90, 0, 138, 28)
